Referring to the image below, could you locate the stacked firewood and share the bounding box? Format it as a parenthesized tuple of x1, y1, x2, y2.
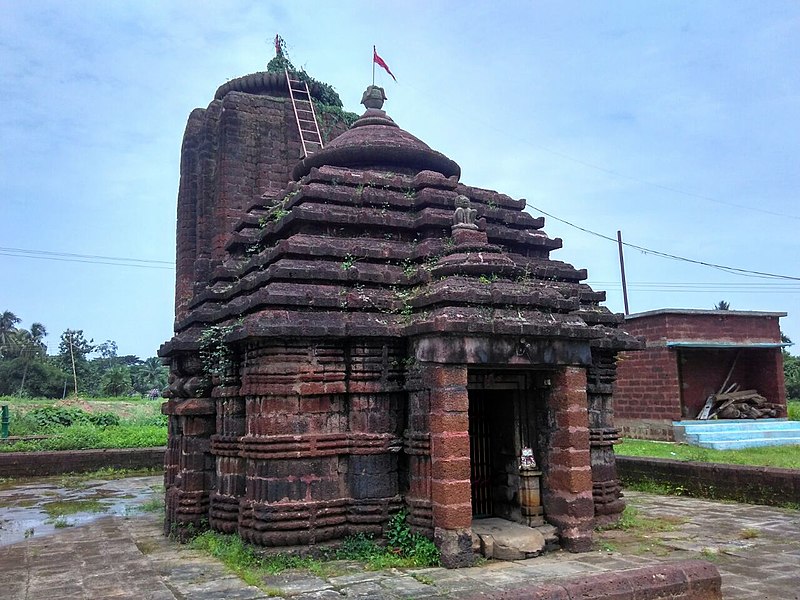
(710, 388, 778, 419)
(696, 351, 780, 420)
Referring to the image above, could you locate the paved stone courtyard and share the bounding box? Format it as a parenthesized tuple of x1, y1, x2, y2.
(0, 476, 797, 599)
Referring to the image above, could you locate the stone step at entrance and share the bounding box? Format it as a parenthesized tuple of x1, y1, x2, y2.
(471, 518, 558, 561)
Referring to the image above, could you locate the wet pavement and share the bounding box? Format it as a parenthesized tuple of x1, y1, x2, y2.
(0, 475, 797, 599)
(0, 474, 160, 547)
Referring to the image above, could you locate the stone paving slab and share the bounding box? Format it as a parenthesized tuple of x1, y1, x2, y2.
(0, 477, 798, 599)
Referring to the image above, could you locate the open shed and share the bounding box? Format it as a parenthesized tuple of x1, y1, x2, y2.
(614, 309, 788, 442)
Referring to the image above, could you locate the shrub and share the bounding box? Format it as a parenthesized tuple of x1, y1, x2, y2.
(385, 510, 440, 567)
(28, 406, 89, 430)
(87, 412, 121, 427)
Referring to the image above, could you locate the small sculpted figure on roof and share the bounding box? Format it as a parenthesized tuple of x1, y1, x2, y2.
(453, 194, 478, 230)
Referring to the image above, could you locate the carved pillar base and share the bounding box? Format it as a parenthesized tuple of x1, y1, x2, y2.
(519, 468, 544, 527)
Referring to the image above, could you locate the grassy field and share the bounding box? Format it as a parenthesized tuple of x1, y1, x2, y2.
(0, 395, 166, 452)
(616, 438, 800, 470)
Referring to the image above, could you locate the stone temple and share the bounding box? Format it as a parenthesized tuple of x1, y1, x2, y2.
(160, 68, 640, 567)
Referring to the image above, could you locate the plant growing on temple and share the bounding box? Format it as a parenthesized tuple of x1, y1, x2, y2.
(267, 36, 358, 136)
(341, 254, 358, 270)
(198, 324, 237, 377)
(385, 510, 440, 566)
(267, 39, 344, 108)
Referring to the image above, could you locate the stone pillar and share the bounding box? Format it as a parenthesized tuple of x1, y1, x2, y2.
(424, 364, 475, 568)
(541, 366, 594, 552)
(209, 395, 246, 534)
(519, 468, 544, 527)
(588, 350, 625, 526)
(162, 354, 216, 540)
(163, 398, 216, 541)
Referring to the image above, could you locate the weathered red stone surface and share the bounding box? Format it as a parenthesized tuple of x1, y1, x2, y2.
(160, 73, 640, 565)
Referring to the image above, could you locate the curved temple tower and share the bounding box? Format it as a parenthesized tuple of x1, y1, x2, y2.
(160, 70, 641, 567)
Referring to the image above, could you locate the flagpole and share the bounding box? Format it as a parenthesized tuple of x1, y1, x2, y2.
(372, 45, 375, 86)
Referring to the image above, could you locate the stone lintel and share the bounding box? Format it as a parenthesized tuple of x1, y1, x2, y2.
(412, 335, 592, 366)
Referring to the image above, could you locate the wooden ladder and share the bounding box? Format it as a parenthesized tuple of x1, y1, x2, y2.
(285, 68, 324, 158)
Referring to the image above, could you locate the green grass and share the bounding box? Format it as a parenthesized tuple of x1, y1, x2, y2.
(189, 525, 441, 594)
(594, 505, 687, 557)
(51, 516, 73, 528)
(136, 497, 165, 514)
(42, 498, 108, 517)
(0, 395, 166, 452)
(0, 423, 166, 452)
(789, 400, 800, 421)
(616, 438, 800, 470)
(190, 531, 327, 588)
(603, 505, 685, 533)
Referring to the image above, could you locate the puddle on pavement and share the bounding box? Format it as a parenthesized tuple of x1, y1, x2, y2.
(0, 475, 163, 546)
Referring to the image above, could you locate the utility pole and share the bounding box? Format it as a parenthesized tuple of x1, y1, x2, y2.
(617, 230, 630, 316)
(68, 330, 79, 397)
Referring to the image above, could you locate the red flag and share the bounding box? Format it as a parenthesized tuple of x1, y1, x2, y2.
(373, 46, 397, 82)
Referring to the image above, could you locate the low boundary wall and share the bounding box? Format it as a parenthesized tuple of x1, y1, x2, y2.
(0, 447, 165, 478)
(617, 455, 800, 506)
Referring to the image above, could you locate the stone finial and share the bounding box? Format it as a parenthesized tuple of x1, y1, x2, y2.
(361, 85, 387, 110)
(453, 195, 478, 230)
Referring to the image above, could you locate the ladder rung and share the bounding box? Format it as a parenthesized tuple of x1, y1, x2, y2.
(286, 67, 323, 152)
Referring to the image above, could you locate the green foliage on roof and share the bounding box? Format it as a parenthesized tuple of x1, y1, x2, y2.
(267, 54, 344, 108)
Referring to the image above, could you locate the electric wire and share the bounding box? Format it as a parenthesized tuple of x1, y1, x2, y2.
(0, 247, 174, 270)
(528, 203, 800, 282)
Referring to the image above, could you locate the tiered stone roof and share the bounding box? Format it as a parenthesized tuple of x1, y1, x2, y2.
(163, 104, 638, 355)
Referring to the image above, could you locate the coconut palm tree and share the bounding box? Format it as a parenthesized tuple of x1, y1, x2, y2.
(15, 323, 48, 395)
(132, 356, 168, 394)
(0, 311, 21, 358)
(29, 322, 47, 353)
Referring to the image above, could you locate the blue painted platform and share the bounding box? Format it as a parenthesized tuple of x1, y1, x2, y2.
(672, 418, 800, 450)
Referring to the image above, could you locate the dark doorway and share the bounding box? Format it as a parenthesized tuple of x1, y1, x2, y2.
(468, 371, 544, 522)
(469, 391, 494, 517)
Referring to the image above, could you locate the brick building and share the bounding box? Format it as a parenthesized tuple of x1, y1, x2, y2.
(159, 69, 640, 567)
(614, 309, 787, 441)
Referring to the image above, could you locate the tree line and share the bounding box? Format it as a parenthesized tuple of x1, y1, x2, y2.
(0, 310, 168, 398)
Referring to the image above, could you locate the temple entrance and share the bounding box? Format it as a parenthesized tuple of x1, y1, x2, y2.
(469, 391, 494, 517)
(467, 371, 544, 524)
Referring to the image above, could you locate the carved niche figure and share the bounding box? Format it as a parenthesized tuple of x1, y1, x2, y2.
(453, 194, 478, 230)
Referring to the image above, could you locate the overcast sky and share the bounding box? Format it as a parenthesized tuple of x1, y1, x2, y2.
(2, 1, 798, 359)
